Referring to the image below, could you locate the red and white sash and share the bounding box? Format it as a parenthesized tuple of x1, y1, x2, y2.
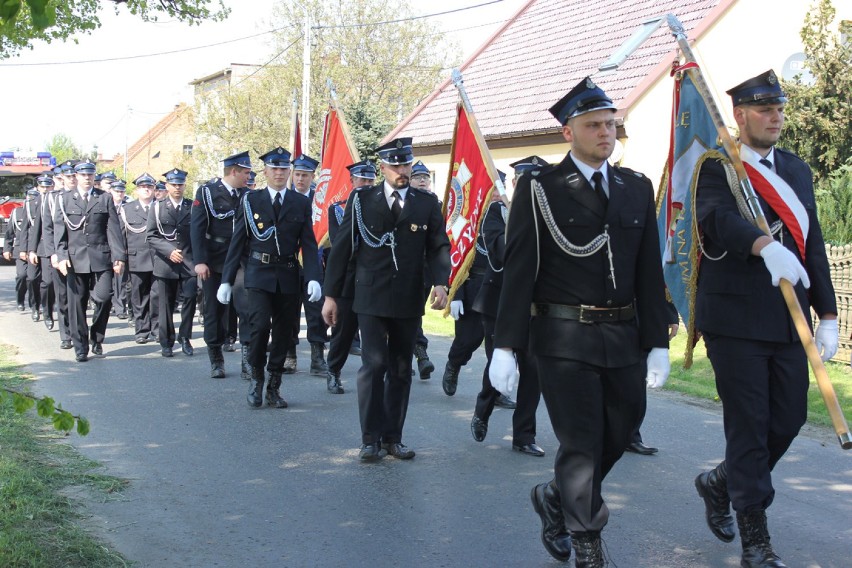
(739, 144, 809, 261)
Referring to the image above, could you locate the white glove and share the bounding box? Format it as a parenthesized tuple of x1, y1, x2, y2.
(814, 318, 838, 362)
(307, 280, 322, 302)
(450, 300, 464, 320)
(489, 348, 519, 395)
(646, 348, 670, 389)
(216, 283, 232, 304)
(759, 241, 810, 289)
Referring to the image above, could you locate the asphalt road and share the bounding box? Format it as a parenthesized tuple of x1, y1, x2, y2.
(1, 265, 850, 568)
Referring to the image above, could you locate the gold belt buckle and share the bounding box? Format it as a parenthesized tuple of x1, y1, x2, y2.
(260, 252, 270, 264)
(578, 304, 595, 324)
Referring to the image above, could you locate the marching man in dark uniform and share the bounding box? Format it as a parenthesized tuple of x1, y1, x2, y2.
(490, 79, 670, 566)
(323, 159, 376, 395)
(3, 202, 30, 311)
(121, 173, 159, 344)
(146, 169, 197, 358)
(26, 173, 58, 330)
(191, 151, 251, 377)
(288, 153, 329, 376)
(217, 147, 322, 408)
(22, 179, 49, 323)
(322, 137, 450, 462)
(693, 70, 837, 568)
(45, 166, 75, 350)
(471, 160, 546, 457)
(53, 161, 126, 362)
(108, 176, 131, 320)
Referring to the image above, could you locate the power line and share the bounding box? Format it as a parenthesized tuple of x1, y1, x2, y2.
(0, 1, 507, 67)
(0, 24, 296, 67)
(232, 36, 304, 89)
(312, 0, 506, 30)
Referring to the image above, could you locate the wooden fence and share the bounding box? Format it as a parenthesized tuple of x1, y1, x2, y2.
(827, 244, 852, 364)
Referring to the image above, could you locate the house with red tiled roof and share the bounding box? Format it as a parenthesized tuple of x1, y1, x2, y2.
(386, 0, 851, 195)
(107, 103, 194, 184)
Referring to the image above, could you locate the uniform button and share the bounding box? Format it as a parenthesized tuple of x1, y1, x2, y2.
(606, 300, 612, 306)
(634, 219, 638, 224)
(568, 218, 574, 222)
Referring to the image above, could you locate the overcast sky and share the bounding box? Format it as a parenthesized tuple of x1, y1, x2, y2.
(0, 0, 528, 158)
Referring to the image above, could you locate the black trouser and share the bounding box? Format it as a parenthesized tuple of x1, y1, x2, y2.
(474, 314, 540, 445)
(37, 257, 55, 317)
(246, 287, 300, 372)
(230, 267, 250, 344)
(112, 267, 129, 312)
(327, 295, 359, 375)
(129, 271, 154, 340)
(704, 333, 808, 513)
(537, 355, 644, 533)
(414, 284, 430, 349)
(14, 258, 28, 305)
(447, 278, 485, 367)
(291, 277, 328, 345)
(200, 270, 228, 347)
(158, 275, 197, 348)
(67, 268, 113, 354)
(25, 259, 41, 310)
(53, 265, 71, 341)
(357, 314, 418, 445)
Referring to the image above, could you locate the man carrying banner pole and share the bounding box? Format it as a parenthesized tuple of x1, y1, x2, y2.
(691, 70, 838, 568)
(489, 78, 671, 566)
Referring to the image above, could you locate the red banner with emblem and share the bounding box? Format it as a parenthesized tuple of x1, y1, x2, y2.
(313, 106, 359, 247)
(442, 102, 499, 306)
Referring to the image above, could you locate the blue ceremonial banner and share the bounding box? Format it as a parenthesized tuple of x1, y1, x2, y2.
(656, 62, 718, 366)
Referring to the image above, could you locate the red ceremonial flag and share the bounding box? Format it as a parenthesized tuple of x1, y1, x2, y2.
(290, 91, 302, 159)
(443, 101, 500, 305)
(313, 106, 359, 246)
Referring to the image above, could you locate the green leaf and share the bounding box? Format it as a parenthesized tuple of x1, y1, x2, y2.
(77, 417, 90, 436)
(13, 393, 34, 414)
(0, 0, 21, 24)
(53, 410, 75, 432)
(25, 0, 53, 30)
(36, 396, 55, 418)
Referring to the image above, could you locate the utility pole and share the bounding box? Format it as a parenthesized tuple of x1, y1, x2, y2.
(123, 106, 131, 179)
(301, 10, 311, 154)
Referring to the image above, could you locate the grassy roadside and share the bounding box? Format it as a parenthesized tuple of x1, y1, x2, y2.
(0, 345, 130, 568)
(424, 309, 852, 429)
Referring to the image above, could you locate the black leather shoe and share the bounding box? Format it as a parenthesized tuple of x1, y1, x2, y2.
(513, 443, 545, 457)
(161, 347, 173, 357)
(382, 442, 415, 460)
(75, 352, 88, 362)
(223, 337, 236, 352)
(349, 344, 361, 356)
(626, 441, 658, 455)
(60, 340, 73, 350)
(31, 306, 40, 322)
(442, 362, 459, 396)
(471, 415, 488, 442)
(44, 317, 54, 331)
(282, 347, 297, 374)
(178, 337, 194, 356)
(90, 341, 103, 356)
(17, 303, 26, 311)
(326, 371, 344, 394)
(117, 310, 129, 320)
(695, 466, 736, 542)
(495, 394, 517, 409)
(135, 336, 149, 344)
(530, 482, 572, 562)
(359, 443, 387, 462)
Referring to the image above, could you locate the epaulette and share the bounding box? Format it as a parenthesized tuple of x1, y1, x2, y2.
(528, 163, 559, 178)
(614, 165, 646, 179)
(410, 187, 439, 200)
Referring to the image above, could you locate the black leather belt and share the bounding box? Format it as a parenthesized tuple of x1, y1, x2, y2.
(250, 251, 296, 265)
(205, 233, 228, 243)
(531, 303, 635, 324)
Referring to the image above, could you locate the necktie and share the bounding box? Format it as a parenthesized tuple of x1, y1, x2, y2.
(759, 158, 773, 172)
(273, 192, 282, 218)
(591, 171, 608, 206)
(82, 191, 89, 203)
(391, 190, 402, 222)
